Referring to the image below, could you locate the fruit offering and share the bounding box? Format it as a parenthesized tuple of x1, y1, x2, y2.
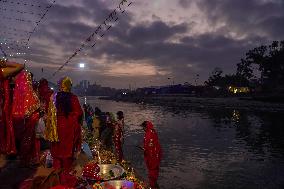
(82, 162, 101, 181)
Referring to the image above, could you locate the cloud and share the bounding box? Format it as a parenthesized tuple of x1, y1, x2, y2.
(196, 0, 284, 39)
(1, 0, 284, 88)
(104, 61, 168, 77)
(178, 0, 192, 8)
(124, 21, 188, 44)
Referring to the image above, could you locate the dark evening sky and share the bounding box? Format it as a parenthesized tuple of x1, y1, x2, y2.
(1, 0, 284, 88)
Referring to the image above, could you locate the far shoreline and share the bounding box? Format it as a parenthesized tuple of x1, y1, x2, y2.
(97, 95, 284, 112)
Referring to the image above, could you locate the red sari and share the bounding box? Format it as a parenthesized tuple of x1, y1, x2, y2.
(36, 79, 53, 160)
(113, 120, 124, 162)
(0, 68, 16, 154)
(143, 121, 162, 188)
(12, 70, 40, 164)
(38, 79, 53, 113)
(51, 92, 83, 170)
(20, 111, 40, 164)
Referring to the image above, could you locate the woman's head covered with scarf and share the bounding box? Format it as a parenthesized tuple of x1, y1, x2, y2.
(58, 76, 72, 92)
(39, 78, 50, 98)
(56, 76, 73, 117)
(116, 111, 124, 120)
(141, 120, 162, 187)
(141, 121, 154, 131)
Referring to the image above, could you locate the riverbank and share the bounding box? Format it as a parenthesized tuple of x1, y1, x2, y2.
(0, 139, 147, 188)
(99, 95, 284, 112)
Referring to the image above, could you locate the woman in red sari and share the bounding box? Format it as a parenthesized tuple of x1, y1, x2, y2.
(113, 111, 124, 162)
(12, 70, 40, 165)
(47, 77, 83, 171)
(0, 60, 24, 155)
(36, 78, 53, 158)
(141, 121, 162, 189)
(38, 78, 53, 113)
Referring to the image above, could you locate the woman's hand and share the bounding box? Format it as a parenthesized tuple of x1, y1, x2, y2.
(0, 59, 7, 68)
(75, 150, 81, 159)
(1, 61, 24, 78)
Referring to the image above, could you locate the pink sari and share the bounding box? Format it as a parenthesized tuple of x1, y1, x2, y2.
(12, 70, 40, 119)
(12, 70, 40, 163)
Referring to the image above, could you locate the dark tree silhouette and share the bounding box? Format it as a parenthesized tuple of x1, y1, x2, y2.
(205, 67, 249, 88)
(237, 40, 284, 91)
(204, 67, 223, 86)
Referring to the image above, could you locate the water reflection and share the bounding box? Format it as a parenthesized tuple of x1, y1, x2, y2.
(232, 110, 240, 123)
(83, 97, 284, 189)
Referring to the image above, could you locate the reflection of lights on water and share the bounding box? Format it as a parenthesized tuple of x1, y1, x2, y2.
(232, 110, 240, 122)
(84, 97, 87, 104)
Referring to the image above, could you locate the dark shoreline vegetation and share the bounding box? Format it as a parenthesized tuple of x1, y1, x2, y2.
(94, 40, 284, 113)
(98, 95, 284, 112)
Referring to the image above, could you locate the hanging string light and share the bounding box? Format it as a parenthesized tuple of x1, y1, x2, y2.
(27, 0, 56, 43)
(0, 0, 57, 63)
(0, 0, 45, 8)
(0, 31, 27, 38)
(51, 0, 133, 77)
(1, 25, 31, 34)
(0, 36, 30, 57)
(0, 7, 42, 16)
(1, 16, 33, 23)
(0, 44, 8, 60)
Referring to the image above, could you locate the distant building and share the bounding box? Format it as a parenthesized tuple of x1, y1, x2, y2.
(135, 84, 216, 97)
(73, 81, 118, 96)
(137, 84, 199, 95)
(228, 86, 250, 94)
(79, 80, 90, 89)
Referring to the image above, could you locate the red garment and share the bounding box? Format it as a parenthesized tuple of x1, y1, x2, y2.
(50, 185, 70, 189)
(38, 79, 53, 113)
(113, 121, 123, 162)
(53, 157, 73, 170)
(143, 121, 162, 188)
(11, 70, 40, 163)
(0, 68, 16, 154)
(50, 186, 67, 189)
(20, 111, 39, 164)
(59, 171, 78, 188)
(35, 138, 41, 162)
(148, 168, 159, 188)
(12, 71, 40, 119)
(51, 93, 83, 169)
(37, 79, 52, 159)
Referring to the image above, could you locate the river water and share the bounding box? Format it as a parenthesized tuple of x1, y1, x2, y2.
(85, 96, 284, 189)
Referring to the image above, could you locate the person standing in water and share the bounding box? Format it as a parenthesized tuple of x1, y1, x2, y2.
(140, 121, 162, 189)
